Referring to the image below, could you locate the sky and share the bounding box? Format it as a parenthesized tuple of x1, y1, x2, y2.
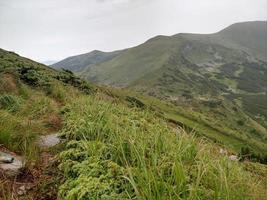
(0, 0, 267, 63)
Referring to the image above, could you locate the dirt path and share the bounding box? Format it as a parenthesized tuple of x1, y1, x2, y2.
(0, 134, 61, 199)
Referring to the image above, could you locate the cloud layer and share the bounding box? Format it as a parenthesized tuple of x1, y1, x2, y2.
(0, 0, 266, 62)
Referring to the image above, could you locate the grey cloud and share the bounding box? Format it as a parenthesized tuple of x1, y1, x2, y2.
(0, 0, 266, 62)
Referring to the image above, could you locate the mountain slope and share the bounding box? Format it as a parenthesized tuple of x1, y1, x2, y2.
(52, 50, 124, 73)
(0, 48, 95, 199)
(53, 21, 267, 120)
(215, 21, 267, 61)
(52, 21, 267, 155)
(53, 21, 267, 75)
(1, 48, 267, 199)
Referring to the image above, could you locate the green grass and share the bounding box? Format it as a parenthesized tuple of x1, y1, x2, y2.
(49, 29, 267, 164)
(124, 90, 267, 154)
(58, 95, 266, 199)
(0, 48, 87, 167)
(1, 47, 267, 199)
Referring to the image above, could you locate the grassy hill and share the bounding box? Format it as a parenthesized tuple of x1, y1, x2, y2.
(214, 21, 267, 61)
(52, 21, 267, 157)
(1, 48, 267, 199)
(52, 50, 124, 73)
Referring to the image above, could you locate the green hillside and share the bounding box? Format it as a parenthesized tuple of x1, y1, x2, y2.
(52, 50, 124, 73)
(1, 48, 267, 199)
(52, 21, 267, 157)
(215, 21, 267, 61)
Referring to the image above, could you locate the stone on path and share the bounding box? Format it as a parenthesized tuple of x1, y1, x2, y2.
(17, 185, 27, 196)
(37, 133, 60, 148)
(0, 152, 24, 177)
(229, 155, 239, 161)
(0, 153, 14, 163)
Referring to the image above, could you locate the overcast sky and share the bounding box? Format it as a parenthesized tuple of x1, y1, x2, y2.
(0, 0, 266, 63)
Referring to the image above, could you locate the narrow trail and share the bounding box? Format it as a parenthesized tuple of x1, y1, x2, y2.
(0, 134, 61, 199)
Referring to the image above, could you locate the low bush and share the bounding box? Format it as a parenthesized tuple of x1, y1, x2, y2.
(18, 66, 50, 87)
(56, 70, 94, 94)
(0, 94, 22, 113)
(46, 82, 67, 102)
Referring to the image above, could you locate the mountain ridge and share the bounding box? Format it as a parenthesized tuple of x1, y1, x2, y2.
(52, 21, 267, 123)
(53, 20, 267, 73)
(51, 21, 267, 149)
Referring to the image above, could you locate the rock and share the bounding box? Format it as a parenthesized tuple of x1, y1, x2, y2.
(0, 152, 24, 177)
(229, 155, 239, 161)
(219, 148, 227, 155)
(17, 185, 26, 196)
(0, 153, 14, 163)
(25, 184, 33, 190)
(37, 133, 60, 148)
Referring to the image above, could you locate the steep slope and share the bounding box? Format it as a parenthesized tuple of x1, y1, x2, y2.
(53, 21, 267, 77)
(181, 21, 267, 61)
(215, 21, 267, 61)
(79, 22, 267, 120)
(81, 36, 184, 86)
(52, 50, 124, 73)
(52, 21, 267, 155)
(0, 48, 95, 199)
(1, 48, 267, 199)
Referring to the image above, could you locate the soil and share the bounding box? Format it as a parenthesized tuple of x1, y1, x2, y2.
(0, 134, 62, 199)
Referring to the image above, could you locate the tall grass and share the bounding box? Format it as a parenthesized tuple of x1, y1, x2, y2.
(0, 110, 40, 166)
(0, 94, 22, 113)
(0, 85, 63, 166)
(58, 96, 264, 199)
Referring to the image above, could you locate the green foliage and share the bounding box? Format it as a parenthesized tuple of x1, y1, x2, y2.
(237, 120, 245, 126)
(58, 96, 264, 199)
(125, 96, 146, 109)
(56, 69, 94, 94)
(51, 22, 267, 156)
(45, 82, 67, 102)
(239, 146, 267, 164)
(0, 111, 39, 164)
(19, 66, 47, 86)
(1, 47, 267, 199)
(0, 94, 22, 113)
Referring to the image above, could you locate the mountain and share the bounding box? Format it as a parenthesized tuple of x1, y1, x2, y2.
(53, 21, 267, 129)
(214, 21, 267, 61)
(53, 20, 267, 74)
(52, 49, 124, 73)
(1, 48, 267, 199)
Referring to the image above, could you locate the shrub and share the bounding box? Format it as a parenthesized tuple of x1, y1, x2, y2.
(46, 82, 67, 102)
(56, 70, 94, 94)
(125, 96, 146, 109)
(0, 94, 22, 112)
(237, 119, 245, 126)
(18, 65, 50, 87)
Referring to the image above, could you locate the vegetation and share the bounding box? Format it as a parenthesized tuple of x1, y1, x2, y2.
(52, 50, 123, 73)
(0, 48, 92, 199)
(0, 26, 267, 199)
(58, 95, 266, 199)
(52, 22, 267, 157)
